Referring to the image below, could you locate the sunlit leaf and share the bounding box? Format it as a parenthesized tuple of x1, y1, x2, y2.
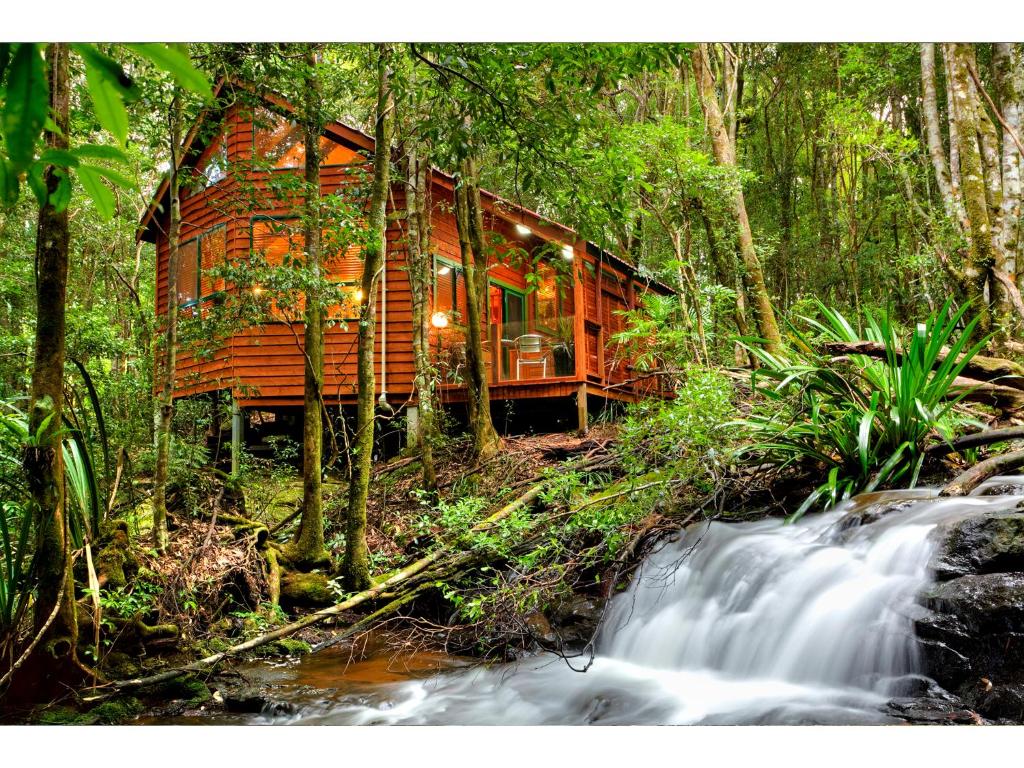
(2, 43, 48, 172)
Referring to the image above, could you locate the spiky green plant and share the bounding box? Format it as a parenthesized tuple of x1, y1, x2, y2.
(739, 299, 988, 521)
(0, 398, 104, 644)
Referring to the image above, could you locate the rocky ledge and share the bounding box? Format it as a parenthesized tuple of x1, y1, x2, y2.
(915, 508, 1024, 723)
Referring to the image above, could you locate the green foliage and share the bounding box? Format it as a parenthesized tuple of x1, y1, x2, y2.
(740, 299, 987, 520)
(618, 365, 734, 477)
(0, 395, 110, 648)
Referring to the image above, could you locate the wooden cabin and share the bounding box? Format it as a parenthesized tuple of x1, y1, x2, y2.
(138, 88, 673, 453)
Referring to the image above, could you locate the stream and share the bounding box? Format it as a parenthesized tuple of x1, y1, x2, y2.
(154, 479, 1024, 725)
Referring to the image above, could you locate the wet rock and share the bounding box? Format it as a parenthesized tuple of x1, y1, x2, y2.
(836, 497, 923, 532)
(223, 686, 296, 716)
(916, 572, 1024, 702)
(885, 695, 982, 725)
(545, 595, 604, 647)
(976, 683, 1024, 722)
(931, 512, 1024, 580)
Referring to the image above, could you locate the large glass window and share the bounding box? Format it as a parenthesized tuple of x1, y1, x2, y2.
(533, 259, 573, 331)
(199, 227, 228, 297)
(253, 107, 358, 169)
(176, 239, 199, 306)
(194, 133, 227, 191)
(434, 257, 466, 322)
(250, 218, 362, 320)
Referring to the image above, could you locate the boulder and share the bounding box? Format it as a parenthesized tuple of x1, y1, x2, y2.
(931, 512, 1024, 580)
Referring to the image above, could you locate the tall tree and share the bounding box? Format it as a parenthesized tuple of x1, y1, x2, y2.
(292, 46, 330, 568)
(403, 143, 439, 489)
(23, 41, 78, 671)
(453, 154, 502, 462)
(151, 94, 182, 554)
(691, 43, 782, 353)
(345, 43, 395, 590)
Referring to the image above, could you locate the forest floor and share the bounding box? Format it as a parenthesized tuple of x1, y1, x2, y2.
(12, 424, 721, 723)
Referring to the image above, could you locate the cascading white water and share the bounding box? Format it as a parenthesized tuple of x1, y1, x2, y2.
(255, 482, 1024, 725)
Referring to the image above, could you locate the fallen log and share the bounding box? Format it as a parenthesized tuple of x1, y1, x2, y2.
(821, 340, 1024, 392)
(104, 482, 550, 692)
(948, 377, 1024, 411)
(939, 448, 1024, 497)
(925, 426, 1024, 456)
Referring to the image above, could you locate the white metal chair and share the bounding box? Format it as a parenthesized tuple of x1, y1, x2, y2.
(515, 334, 547, 379)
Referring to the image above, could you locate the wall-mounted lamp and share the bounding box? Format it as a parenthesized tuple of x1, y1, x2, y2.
(562, 244, 574, 260)
(353, 288, 364, 302)
(515, 224, 532, 237)
(438, 265, 451, 276)
(431, 311, 450, 329)
(252, 285, 264, 296)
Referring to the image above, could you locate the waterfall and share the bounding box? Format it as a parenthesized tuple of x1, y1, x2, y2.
(251, 484, 1023, 725)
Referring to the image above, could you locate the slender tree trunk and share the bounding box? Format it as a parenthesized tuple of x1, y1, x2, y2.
(24, 42, 77, 661)
(692, 43, 782, 354)
(293, 47, 328, 567)
(921, 43, 968, 227)
(943, 47, 964, 207)
(345, 44, 394, 590)
(152, 95, 182, 555)
(946, 43, 997, 334)
(994, 43, 1022, 289)
(453, 155, 502, 462)
(404, 146, 437, 490)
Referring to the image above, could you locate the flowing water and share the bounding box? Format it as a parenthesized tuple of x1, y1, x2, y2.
(171, 479, 1024, 725)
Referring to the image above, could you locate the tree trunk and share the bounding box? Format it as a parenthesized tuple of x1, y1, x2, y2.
(292, 48, 329, 567)
(691, 43, 782, 354)
(453, 155, 502, 462)
(993, 43, 1022, 304)
(921, 43, 968, 227)
(404, 145, 438, 490)
(24, 41, 77, 663)
(345, 44, 394, 591)
(946, 43, 997, 334)
(152, 94, 182, 555)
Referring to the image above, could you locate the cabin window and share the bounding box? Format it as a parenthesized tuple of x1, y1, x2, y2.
(434, 256, 466, 322)
(253, 107, 357, 169)
(194, 132, 228, 191)
(250, 217, 362, 321)
(176, 238, 199, 306)
(199, 226, 228, 297)
(254, 108, 305, 169)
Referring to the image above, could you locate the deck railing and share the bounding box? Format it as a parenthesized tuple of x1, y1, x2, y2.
(434, 315, 577, 386)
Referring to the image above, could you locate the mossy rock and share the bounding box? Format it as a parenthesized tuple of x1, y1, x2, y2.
(254, 638, 311, 658)
(101, 651, 142, 679)
(88, 696, 144, 724)
(35, 706, 95, 725)
(146, 676, 212, 706)
(280, 571, 336, 606)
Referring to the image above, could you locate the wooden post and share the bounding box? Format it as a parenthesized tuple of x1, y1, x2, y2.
(230, 395, 242, 477)
(572, 240, 587, 382)
(577, 382, 588, 435)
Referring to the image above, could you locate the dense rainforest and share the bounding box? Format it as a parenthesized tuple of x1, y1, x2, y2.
(2, 41, 1024, 726)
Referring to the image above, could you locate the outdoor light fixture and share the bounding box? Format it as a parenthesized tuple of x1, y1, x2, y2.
(252, 285, 263, 296)
(438, 265, 451, 276)
(515, 223, 532, 236)
(354, 288, 364, 302)
(562, 244, 574, 260)
(431, 312, 449, 329)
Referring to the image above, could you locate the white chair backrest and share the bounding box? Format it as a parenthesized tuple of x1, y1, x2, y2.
(516, 334, 543, 353)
